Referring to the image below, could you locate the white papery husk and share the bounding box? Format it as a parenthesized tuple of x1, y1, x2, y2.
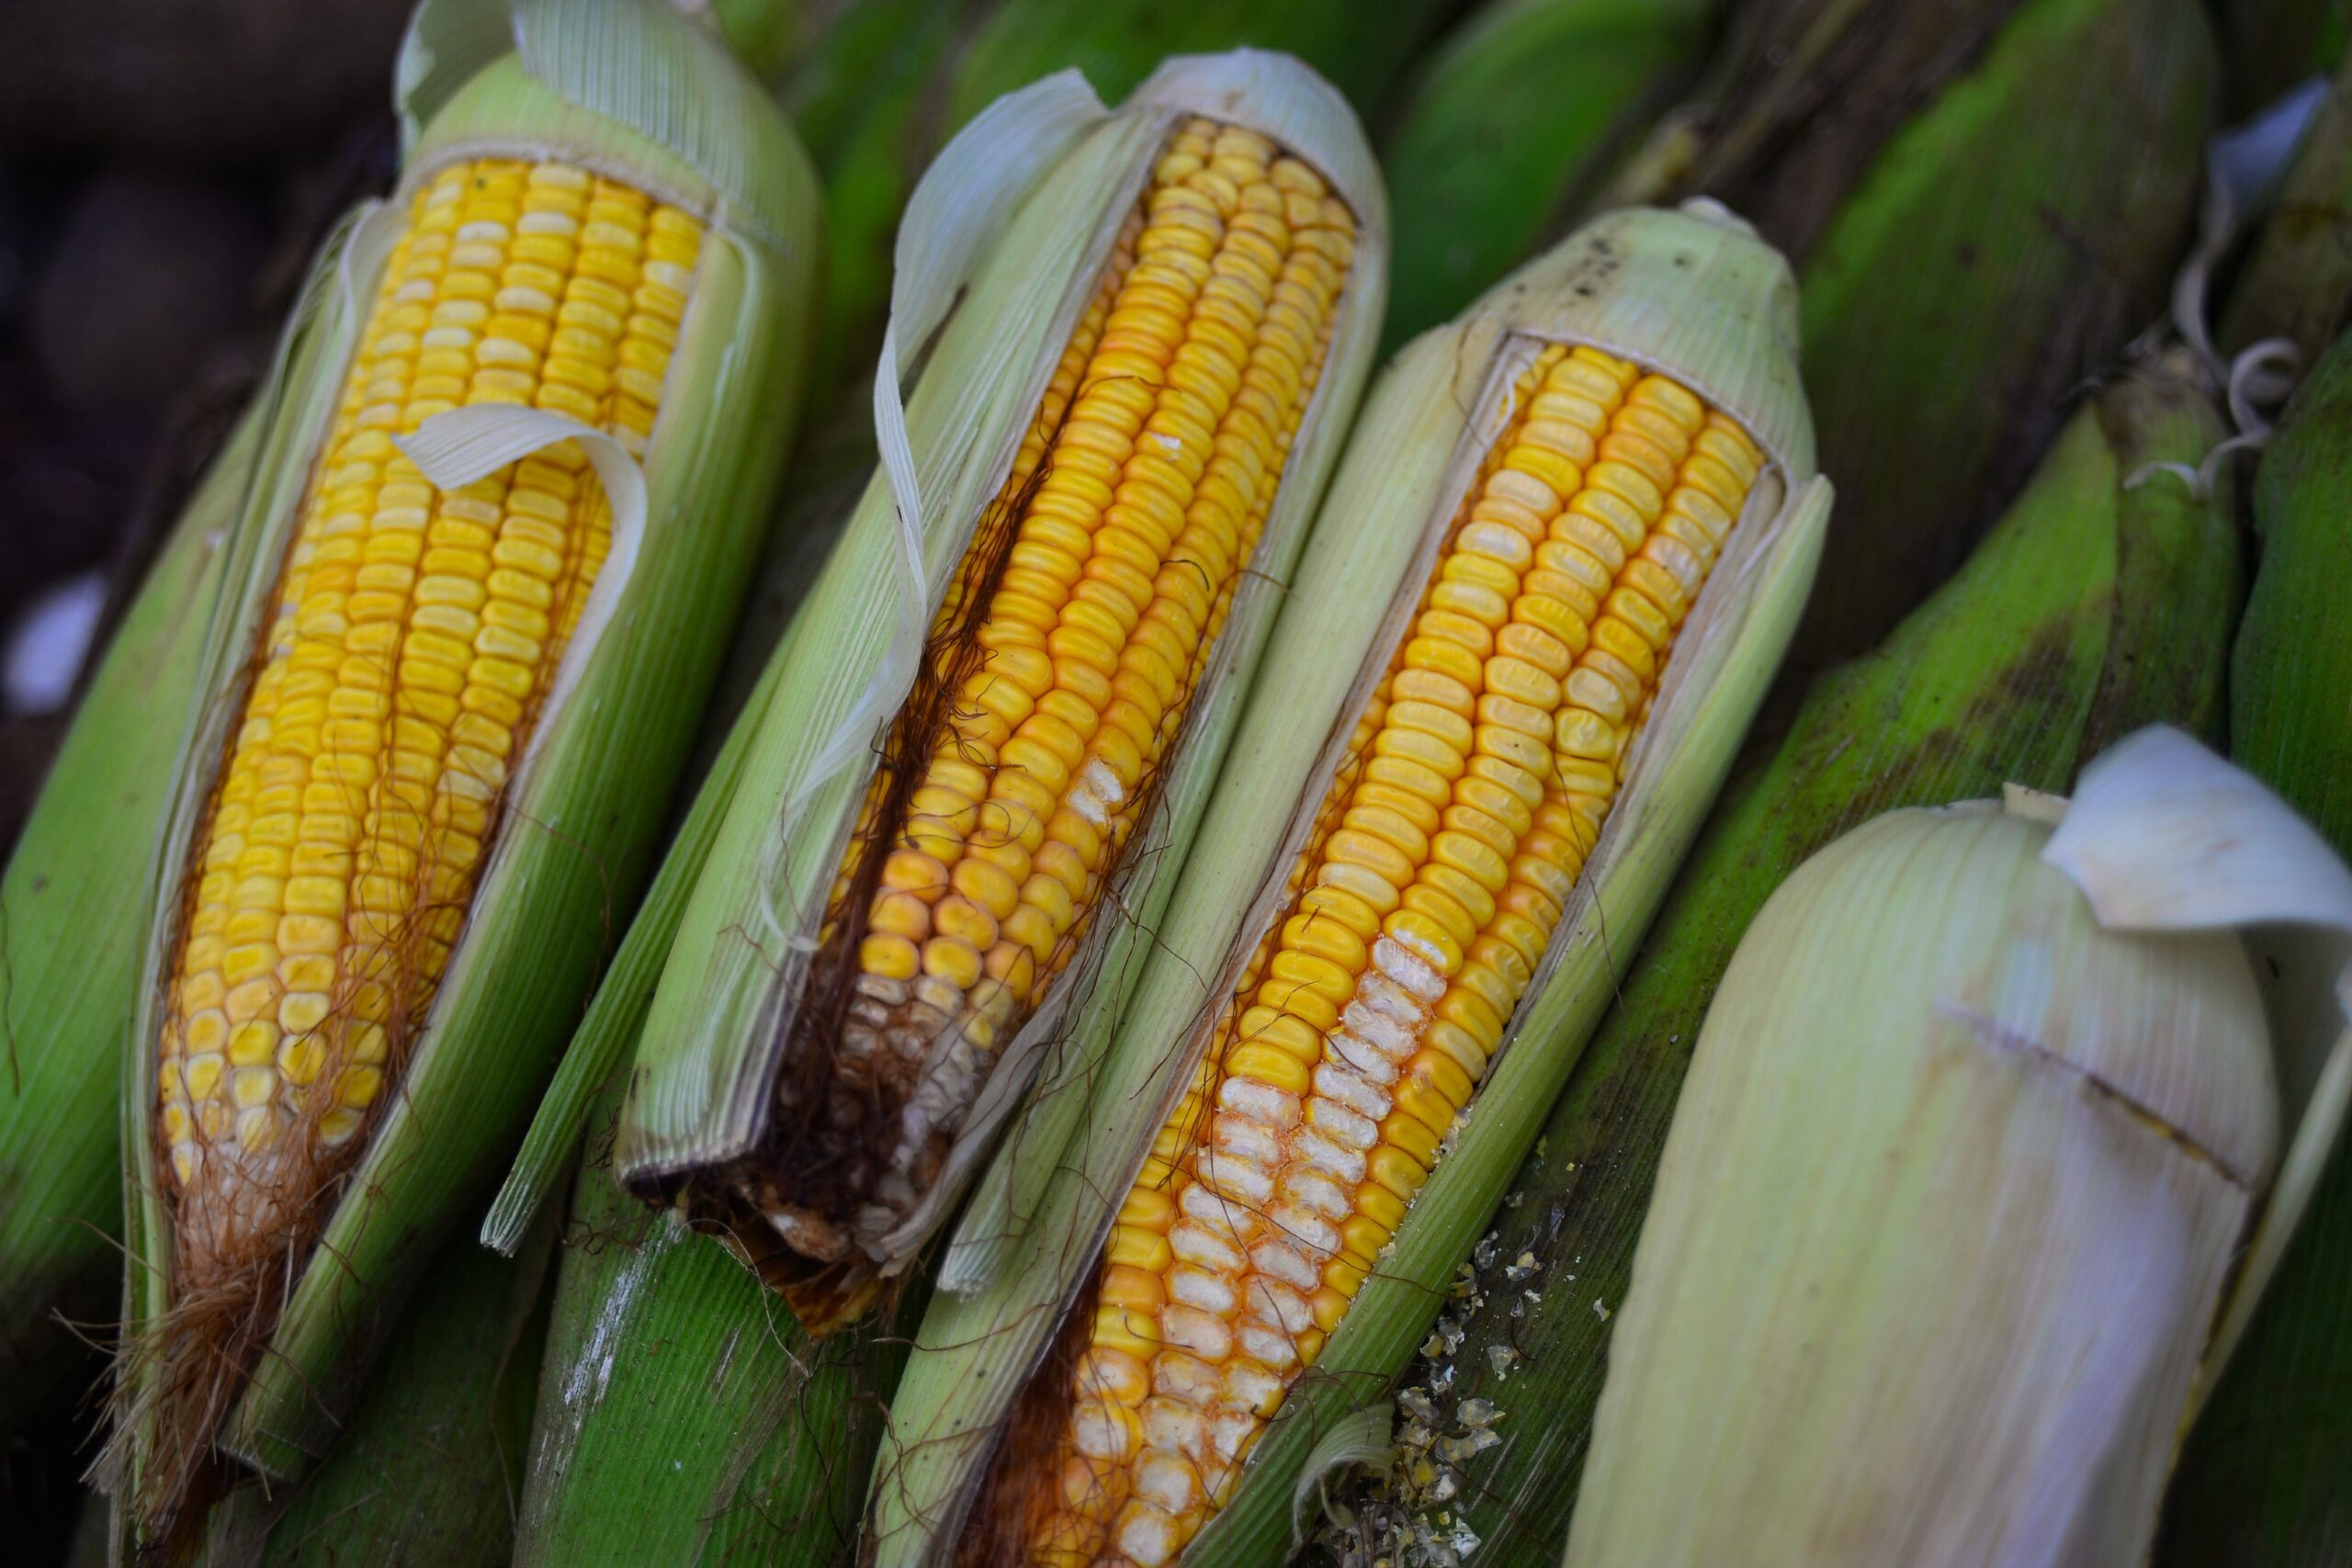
(1565, 726, 2352, 1568)
(609, 52, 1390, 1293)
(870, 199, 1834, 1566)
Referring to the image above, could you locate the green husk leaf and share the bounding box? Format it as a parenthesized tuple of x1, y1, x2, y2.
(108, 21, 821, 1546)
(480, 644, 784, 1257)
(1346, 355, 2238, 1564)
(1377, 0, 1713, 350)
(198, 1213, 556, 1565)
(511, 1085, 910, 1568)
(2157, 324, 2352, 1566)
(1786, 0, 2216, 662)
(0, 408, 259, 1432)
(780, 0, 978, 393)
(875, 203, 1826, 1567)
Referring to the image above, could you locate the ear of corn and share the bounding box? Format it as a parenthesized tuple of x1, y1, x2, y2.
(0, 411, 261, 1433)
(1564, 730, 2352, 1568)
(107, 1, 821, 1547)
(1783, 0, 2214, 662)
(608, 51, 1389, 1336)
(1359, 354, 2240, 1562)
(1377, 0, 1712, 350)
(867, 200, 1829, 1568)
(2162, 325, 2352, 1564)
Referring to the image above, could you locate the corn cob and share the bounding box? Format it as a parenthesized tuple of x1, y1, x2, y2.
(868, 201, 1830, 1568)
(107, 1, 820, 1547)
(1563, 729, 2352, 1568)
(0, 411, 258, 1434)
(1343, 355, 2239, 1562)
(608, 53, 1387, 1337)
(1378, 0, 1711, 350)
(2159, 328, 2352, 1565)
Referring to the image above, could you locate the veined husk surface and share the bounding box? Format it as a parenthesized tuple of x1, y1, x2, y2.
(1565, 728, 2352, 1568)
(870, 199, 1832, 1566)
(606, 51, 1390, 1326)
(0, 409, 261, 1433)
(108, 0, 820, 1551)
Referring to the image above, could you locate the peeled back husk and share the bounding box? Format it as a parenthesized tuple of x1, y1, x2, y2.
(1564, 728, 2352, 1568)
(870, 198, 1830, 1566)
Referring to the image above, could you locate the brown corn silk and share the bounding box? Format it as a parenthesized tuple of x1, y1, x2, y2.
(147, 154, 702, 1519)
(672, 117, 1360, 1332)
(969, 343, 1763, 1568)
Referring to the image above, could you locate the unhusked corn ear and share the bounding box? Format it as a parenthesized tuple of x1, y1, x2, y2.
(158, 156, 704, 1284)
(689, 115, 1360, 1330)
(1012, 345, 1760, 1567)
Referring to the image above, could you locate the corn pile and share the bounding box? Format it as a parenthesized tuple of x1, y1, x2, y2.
(3, 2, 2347, 1566)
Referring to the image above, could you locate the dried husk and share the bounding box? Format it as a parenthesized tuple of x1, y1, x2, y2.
(871, 200, 1831, 1566)
(1564, 729, 2352, 1568)
(607, 51, 1391, 1328)
(107, 0, 821, 1550)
